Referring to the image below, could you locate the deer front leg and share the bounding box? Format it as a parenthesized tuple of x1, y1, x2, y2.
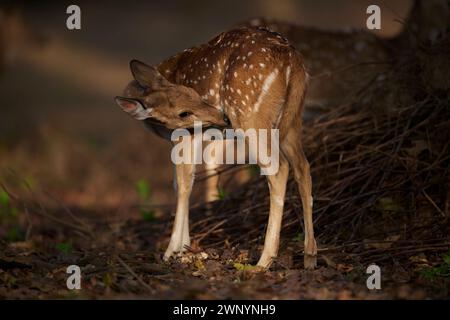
(257, 156, 289, 268)
(164, 162, 195, 261)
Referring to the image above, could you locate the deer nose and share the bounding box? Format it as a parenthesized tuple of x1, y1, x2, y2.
(222, 113, 231, 126)
(213, 112, 230, 127)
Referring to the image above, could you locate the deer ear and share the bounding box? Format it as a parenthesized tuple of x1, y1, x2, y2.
(129, 59, 171, 90)
(114, 96, 151, 120)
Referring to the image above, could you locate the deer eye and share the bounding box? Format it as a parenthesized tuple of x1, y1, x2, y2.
(134, 80, 149, 94)
(178, 111, 193, 118)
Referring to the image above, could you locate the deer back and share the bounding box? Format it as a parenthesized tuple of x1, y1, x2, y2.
(157, 27, 308, 130)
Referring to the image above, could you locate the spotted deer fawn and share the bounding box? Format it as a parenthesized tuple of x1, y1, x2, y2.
(115, 27, 317, 269)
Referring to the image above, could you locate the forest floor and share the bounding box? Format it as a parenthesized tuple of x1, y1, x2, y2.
(0, 174, 449, 300)
(0, 210, 449, 299)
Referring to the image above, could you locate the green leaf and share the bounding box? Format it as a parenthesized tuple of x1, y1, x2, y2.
(218, 187, 228, 200)
(377, 197, 402, 212)
(6, 226, 20, 242)
(140, 209, 155, 222)
(0, 190, 9, 206)
(443, 251, 450, 265)
(10, 206, 18, 217)
(103, 273, 114, 288)
(292, 232, 304, 242)
(56, 242, 73, 254)
(233, 263, 259, 272)
(136, 179, 150, 201)
(421, 265, 449, 279)
(24, 176, 36, 190)
(421, 251, 450, 279)
(247, 164, 260, 177)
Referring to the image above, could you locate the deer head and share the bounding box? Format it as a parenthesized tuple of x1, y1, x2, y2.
(115, 60, 228, 129)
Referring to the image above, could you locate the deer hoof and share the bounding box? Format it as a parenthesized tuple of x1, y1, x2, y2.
(256, 255, 273, 269)
(304, 254, 317, 270)
(163, 246, 182, 261)
(164, 237, 190, 262)
(163, 249, 174, 262)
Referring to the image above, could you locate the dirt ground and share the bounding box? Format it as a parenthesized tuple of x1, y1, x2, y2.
(0, 204, 448, 299)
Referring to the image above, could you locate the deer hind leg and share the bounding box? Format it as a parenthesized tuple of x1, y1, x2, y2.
(283, 127, 317, 269)
(257, 154, 289, 268)
(205, 162, 219, 202)
(204, 141, 220, 203)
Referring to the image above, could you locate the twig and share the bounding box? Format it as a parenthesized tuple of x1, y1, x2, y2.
(422, 190, 446, 218)
(116, 255, 153, 292)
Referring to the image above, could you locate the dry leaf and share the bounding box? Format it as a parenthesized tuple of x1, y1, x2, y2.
(336, 263, 353, 273)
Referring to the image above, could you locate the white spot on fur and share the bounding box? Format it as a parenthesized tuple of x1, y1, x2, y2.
(286, 66, 291, 85)
(253, 70, 278, 113)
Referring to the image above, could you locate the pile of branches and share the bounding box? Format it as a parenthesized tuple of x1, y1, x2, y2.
(190, 35, 450, 264)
